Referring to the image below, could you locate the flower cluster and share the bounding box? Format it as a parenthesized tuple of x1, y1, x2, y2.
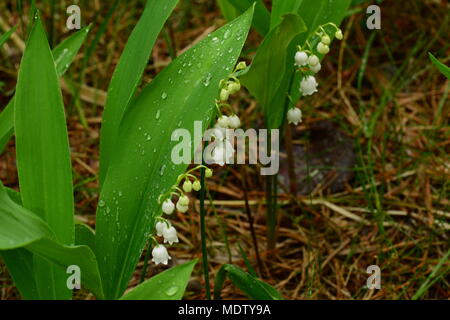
(151, 166, 213, 265)
(288, 23, 343, 126)
(207, 62, 247, 166)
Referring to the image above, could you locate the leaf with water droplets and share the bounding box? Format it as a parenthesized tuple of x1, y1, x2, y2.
(120, 260, 197, 300)
(96, 7, 254, 299)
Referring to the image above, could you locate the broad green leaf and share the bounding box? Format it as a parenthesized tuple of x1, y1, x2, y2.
(0, 26, 90, 300)
(0, 25, 91, 153)
(223, 0, 270, 36)
(429, 53, 450, 79)
(240, 14, 307, 129)
(96, 7, 254, 299)
(0, 26, 17, 48)
(0, 182, 104, 299)
(14, 14, 75, 300)
(270, 0, 303, 30)
(99, 0, 179, 185)
(120, 259, 197, 300)
(214, 264, 283, 300)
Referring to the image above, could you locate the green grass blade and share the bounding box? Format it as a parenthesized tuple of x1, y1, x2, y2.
(214, 264, 283, 300)
(14, 14, 75, 299)
(96, 7, 254, 299)
(99, 0, 179, 185)
(0, 25, 91, 153)
(0, 25, 17, 48)
(429, 52, 450, 79)
(224, 0, 270, 36)
(217, 0, 238, 21)
(120, 259, 197, 300)
(0, 182, 104, 299)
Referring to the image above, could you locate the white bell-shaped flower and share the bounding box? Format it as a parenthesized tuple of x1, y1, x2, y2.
(176, 200, 189, 213)
(155, 221, 169, 237)
(228, 115, 241, 129)
(335, 29, 343, 40)
(151, 245, 171, 265)
(217, 115, 230, 128)
(295, 51, 308, 66)
(162, 199, 175, 215)
(300, 76, 318, 96)
(162, 226, 179, 245)
(308, 55, 319, 67)
(317, 42, 330, 55)
(287, 108, 303, 125)
(310, 62, 321, 74)
(211, 140, 234, 166)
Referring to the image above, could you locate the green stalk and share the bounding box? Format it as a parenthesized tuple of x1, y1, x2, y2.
(200, 167, 211, 299)
(139, 240, 152, 284)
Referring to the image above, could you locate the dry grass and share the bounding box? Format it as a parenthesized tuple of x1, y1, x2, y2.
(0, 0, 449, 300)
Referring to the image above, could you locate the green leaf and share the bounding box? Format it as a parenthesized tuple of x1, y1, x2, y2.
(429, 53, 450, 79)
(14, 14, 75, 299)
(96, 7, 254, 299)
(214, 264, 283, 300)
(0, 25, 91, 153)
(217, 0, 238, 21)
(1, 249, 39, 299)
(0, 25, 17, 48)
(99, 0, 179, 185)
(240, 14, 307, 129)
(120, 260, 197, 300)
(0, 182, 104, 299)
(75, 223, 96, 252)
(223, 0, 270, 36)
(270, 0, 303, 30)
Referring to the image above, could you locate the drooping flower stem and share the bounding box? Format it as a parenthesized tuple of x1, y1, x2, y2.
(241, 166, 263, 275)
(199, 166, 211, 299)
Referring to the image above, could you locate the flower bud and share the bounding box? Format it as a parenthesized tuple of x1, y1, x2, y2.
(335, 29, 343, 40)
(205, 168, 213, 178)
(220, 89, 229, 102)
(317, 42, 330, 55)
(310, 62, 321, 74)
(182, 180, 192, 193)
(236, 61, 247, 71)
(179, 195, 190, 206)
(228, 82, 241, 94)
(176, 201, 189, 213)
(308, 55, 319, 67)
(321, 35, 331, 45)
(192, 180, 201, 191)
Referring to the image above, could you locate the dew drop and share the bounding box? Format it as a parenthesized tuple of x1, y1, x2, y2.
(155, 110, 161, 120)
(161, 92, 168, 100)
(98, 200, 105, 207)
(165, 286, 179, 297)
